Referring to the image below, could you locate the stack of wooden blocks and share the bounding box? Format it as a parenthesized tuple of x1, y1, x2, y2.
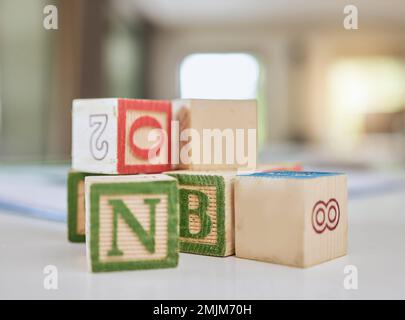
(68, 98, 348, 272)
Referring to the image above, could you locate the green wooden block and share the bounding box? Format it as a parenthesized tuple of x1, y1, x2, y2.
(166, 171, 236, 257)
(86, 174, 179, 272)
(67, 171, 98, 243)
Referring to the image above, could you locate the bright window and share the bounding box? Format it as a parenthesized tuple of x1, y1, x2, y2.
(180, 53, 260, 99)
(328, 57, 405, 148)
(179, 53, 266, 146)
(329, 57, 405, 114)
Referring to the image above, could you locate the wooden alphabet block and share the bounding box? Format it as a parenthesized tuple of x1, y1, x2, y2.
(67, 171, 94, 242)
(172, 99, 257, 170)
(72, 98, 171, 174)
(166, 171, 235, 256)
(85, 174, 179, 272)
(235, 171, 348, 268)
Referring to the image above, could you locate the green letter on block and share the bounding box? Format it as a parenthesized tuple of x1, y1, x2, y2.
(179, 189, 211, 239)
(107, 198, 160, 256)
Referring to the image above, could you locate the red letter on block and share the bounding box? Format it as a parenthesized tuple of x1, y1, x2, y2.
(117, 99, 171, 174)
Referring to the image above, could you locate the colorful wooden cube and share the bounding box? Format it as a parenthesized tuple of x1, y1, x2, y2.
(166, 171, 235, 256)
(67, 171, 95, 242)
(85, 174, 179, 272)
(172, 99, 257, 170)
(235, 171, 348, 268)
(72, 98, 171, 174)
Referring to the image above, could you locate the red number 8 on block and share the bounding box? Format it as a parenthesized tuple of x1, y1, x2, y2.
(311, 199, 340, 234)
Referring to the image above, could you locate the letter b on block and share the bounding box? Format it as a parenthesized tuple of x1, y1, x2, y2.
(167, 172, 236, 257)
(85, 175, 179, 272)
(179, 189, 211, 239)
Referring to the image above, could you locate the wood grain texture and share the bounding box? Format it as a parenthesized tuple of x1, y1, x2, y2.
(178, 185, 218, 245)
(76, 180, 86, 236)
(85, 174, 179, 272)
(72, 98, 171, 174)
(123, 109, 169, 167)
(117, 98, 172, 174)
(67, 171, 99, 243)
(68, 171, 107, 243)
(235, 172, 348, 268)
(166, 170, 236, 256)
(98, 194, 168, 263)
(172, 99, 257, 170)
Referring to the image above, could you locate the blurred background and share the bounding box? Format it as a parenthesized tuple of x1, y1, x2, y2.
(1, 0, 405, 168)
(2, 1, 405, 299)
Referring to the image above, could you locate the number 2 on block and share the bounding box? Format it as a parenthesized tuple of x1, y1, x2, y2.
(89, 114, 109, 160)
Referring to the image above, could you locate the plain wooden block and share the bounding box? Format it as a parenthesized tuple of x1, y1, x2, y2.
(85, 174, 179, 272)
(235, 171, 348, 268)
(72, 98, 171, 174)
(166, 170, 236, 256)
(172, 99, 257, 170)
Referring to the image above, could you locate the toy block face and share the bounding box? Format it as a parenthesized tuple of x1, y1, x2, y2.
(68, 171, 93, 242)
(85, 175, 178, 272)
(68, 171, 105, 242)
(172, 99, 257, 170)
(235, 171, 348, 268)
(166, 171, 235, 256)
(72, 98, 171, 174)
(302, 173, 348, 267)
(117, 99, 171, 174)
(72, 99, 118, 173)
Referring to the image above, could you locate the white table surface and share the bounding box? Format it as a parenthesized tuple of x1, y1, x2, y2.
(1, 186, 405, 300)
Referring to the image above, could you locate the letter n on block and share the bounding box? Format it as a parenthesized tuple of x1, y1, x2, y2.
(85, 175, 179, 272)
(166, 171, 235, 256)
